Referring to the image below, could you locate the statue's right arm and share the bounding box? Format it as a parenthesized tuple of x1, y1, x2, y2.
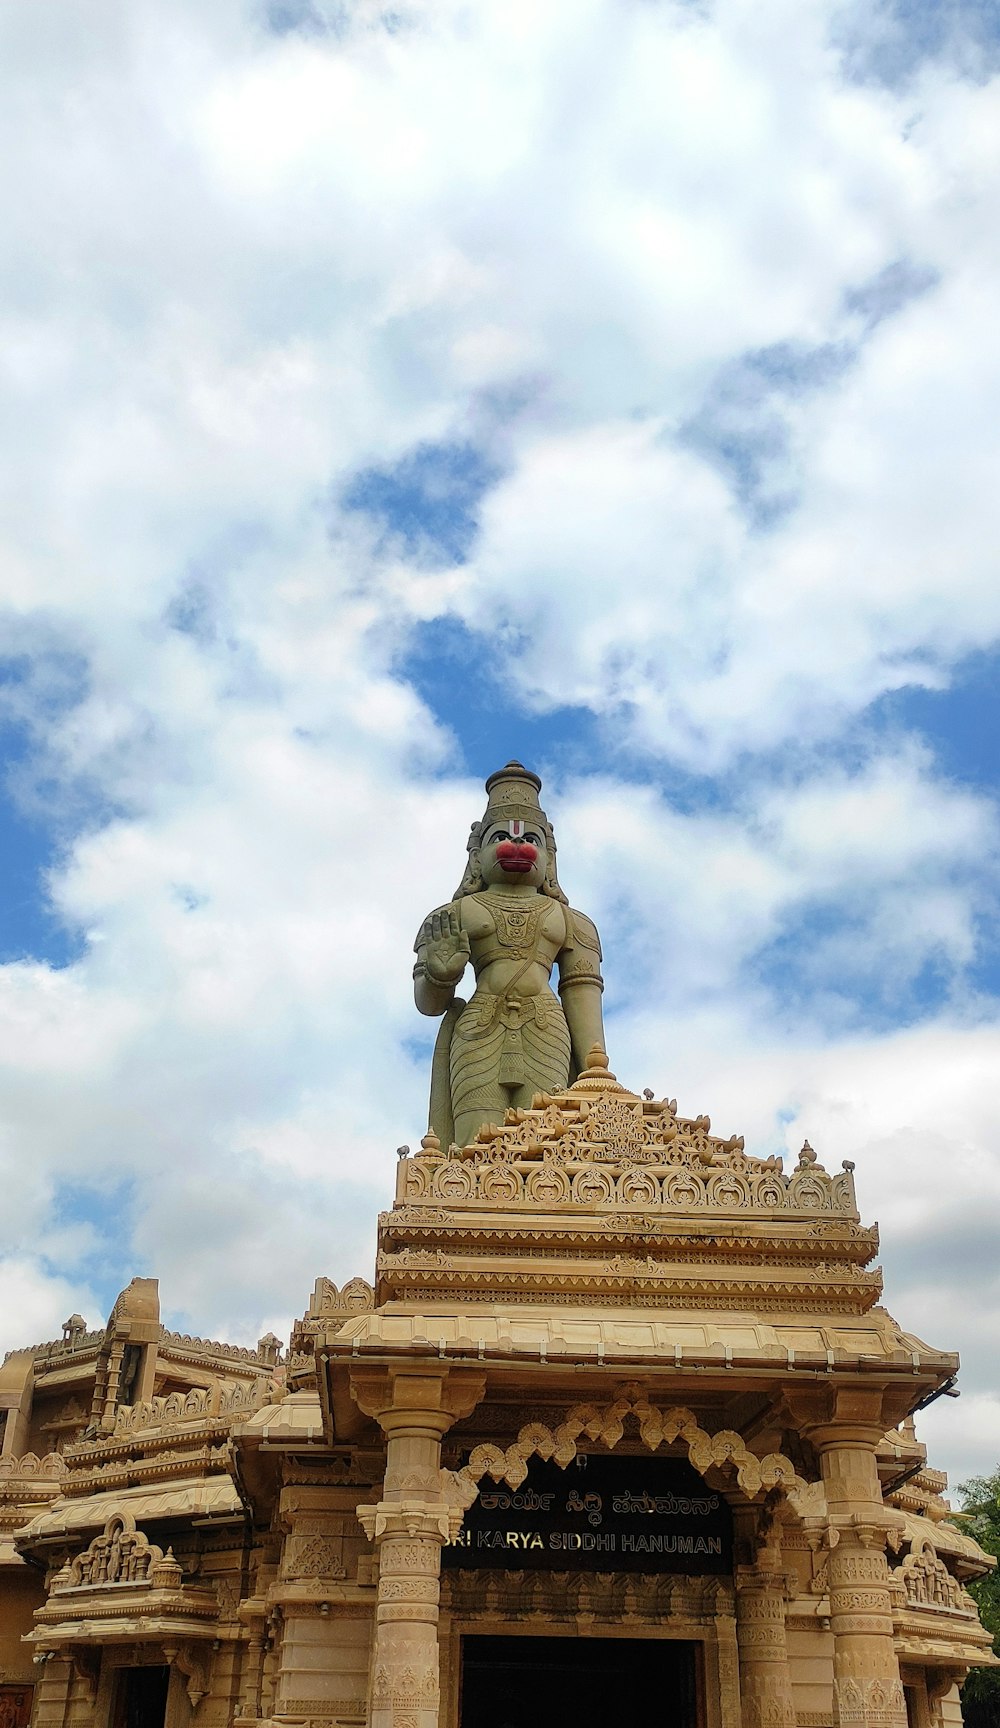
(413, 903, 471, 1017)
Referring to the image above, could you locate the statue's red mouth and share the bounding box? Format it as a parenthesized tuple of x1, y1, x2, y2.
(496, 840, 537, 873)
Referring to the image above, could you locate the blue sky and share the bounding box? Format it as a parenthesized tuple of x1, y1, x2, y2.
(1, 0, 1000, 1487)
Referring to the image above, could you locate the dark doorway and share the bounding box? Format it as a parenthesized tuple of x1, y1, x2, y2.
(461, 1634, 699, 1728)
(112, 1666, 171, 1728)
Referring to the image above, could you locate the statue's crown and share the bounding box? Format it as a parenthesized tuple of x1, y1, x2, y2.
(454, 761, 564, 901)
(482, 760, 544, 825)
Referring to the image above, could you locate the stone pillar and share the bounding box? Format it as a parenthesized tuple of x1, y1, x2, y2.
(28, 1655, 73, 1728)
(269, 1475, 374, 1723)
(714, 1603, 744, 1728)
(353, 1367, 484, 1728)
(810, 1416, 906, 1728)
(901, 1670, 933, 1728)
(734, 1544, 796, 1728)
(926, 1668, 964, 1728)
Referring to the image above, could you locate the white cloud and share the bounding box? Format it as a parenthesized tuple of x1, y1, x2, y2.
(0, 1257, 102, 1364)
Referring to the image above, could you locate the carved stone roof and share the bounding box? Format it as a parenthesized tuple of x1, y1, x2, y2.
(330, 1306, 955, 1379)
(15, 1475, 243, 1544)
(382, 1054, 877, 1316)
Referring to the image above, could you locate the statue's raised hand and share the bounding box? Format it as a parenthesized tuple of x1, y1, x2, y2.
(421, 908, 471, 986)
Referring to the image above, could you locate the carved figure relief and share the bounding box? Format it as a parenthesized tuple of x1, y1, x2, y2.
(894, 1549, 977, 1615)
(57, 1513, 179, 1589)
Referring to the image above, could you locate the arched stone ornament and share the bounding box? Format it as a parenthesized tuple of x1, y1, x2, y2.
(443, 1386, 819, 1524)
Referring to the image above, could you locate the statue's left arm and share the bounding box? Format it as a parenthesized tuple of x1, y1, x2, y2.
(557, 907, 605, 1073)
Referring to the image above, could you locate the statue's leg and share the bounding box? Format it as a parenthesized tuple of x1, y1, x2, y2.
(450, 1010, 508, 1148)
(428, 999, 464, 1146)
(518, 1002, 572, 1100)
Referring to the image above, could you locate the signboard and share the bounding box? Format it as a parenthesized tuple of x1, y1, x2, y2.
(442, 1455, 732, 1573)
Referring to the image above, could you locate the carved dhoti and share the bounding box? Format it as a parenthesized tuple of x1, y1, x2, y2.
(450, 986, 571, 1127)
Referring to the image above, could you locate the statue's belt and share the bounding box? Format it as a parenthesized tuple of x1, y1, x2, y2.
(457, 984, 562, 1035)
(456, 985, 564, 1088)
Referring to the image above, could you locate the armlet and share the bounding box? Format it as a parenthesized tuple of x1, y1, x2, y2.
(567, 906, 602, 959)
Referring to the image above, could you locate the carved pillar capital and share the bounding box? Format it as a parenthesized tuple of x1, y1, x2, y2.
(357, 1502, 457, 1548)
(350, 1365, 486, 1437)
(734, 1561, 794, 1602)
(781, 1384, 911, 1451)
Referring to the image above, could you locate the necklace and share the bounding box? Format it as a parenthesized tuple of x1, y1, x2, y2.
(474, 893, 547, 959)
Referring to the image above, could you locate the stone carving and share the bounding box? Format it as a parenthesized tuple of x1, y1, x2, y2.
(442, 1565, 733, 1624)
(110, 1377, 275, 1435)
(837, 1553, 889, 1583)
(413, 762, 605, 1148)
(4, 1327, 101, 1364)
(159, 1329, 272, 1364)
(211, 1576, 241, 1621)
(54, 1512, 182, 1590)
(446, 1388, 809, 1511)
(833, 1675, 906, 1725)
(287, 1278, 377, 1388)
(377, 1541, 442, 1575)
(164, 1643, 210, 1710)
(279, 1701, 368, 1718)
(396, 1057, 859, 1220)
(0, 1453, 63, 1482)
(307, 1278, 376, 1318)
(285, 1538, 347, 1580)
(378, 1578, 432, 1601)
(894, 1549, 977, 1615)
(370, 1656, 438, 1705)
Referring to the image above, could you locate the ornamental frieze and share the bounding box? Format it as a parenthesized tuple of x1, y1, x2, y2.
(398, 1134, 858, 1216)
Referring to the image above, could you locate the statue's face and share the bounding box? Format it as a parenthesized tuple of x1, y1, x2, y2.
(479, 821, 548, 888)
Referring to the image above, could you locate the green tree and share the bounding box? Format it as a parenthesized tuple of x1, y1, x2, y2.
(959, 1469, 1000, 1728)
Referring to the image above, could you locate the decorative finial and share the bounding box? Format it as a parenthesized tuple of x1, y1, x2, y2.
(419, 1130, 440, 1156)
(797, 1139, 817, 1168)
(567, 1045, 638, 1097)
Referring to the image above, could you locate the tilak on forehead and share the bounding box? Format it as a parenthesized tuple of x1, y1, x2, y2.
(453, 760, 566, 902)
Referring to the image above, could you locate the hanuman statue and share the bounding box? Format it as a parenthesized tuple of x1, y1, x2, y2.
(413, 761, 606, 1149)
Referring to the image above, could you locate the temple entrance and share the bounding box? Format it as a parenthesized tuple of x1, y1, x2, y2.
(460, 1634, 699, 1728)
(111, 1665, 170, 1728)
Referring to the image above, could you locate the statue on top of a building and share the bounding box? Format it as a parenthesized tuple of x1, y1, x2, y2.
(413, 761, 606, 1149)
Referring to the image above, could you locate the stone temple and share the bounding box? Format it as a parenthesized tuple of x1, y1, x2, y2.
(0, 763, 995, 1728)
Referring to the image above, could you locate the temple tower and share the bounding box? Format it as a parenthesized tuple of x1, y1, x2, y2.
(3, 763, 995, 1728)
